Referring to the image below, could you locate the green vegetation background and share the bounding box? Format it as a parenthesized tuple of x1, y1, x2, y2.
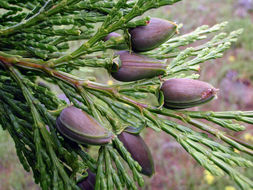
(0, 0, 253, 189)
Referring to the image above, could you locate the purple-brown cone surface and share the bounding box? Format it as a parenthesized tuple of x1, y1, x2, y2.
(111, 51, 166, 82)
(161, 78, 217, 109)
(104, 32, 121, 41)
(129, 18, 177, 52)
(56, 106, 113, 145)
(77, 170, 96, 190)
(118, 131, 155, 176)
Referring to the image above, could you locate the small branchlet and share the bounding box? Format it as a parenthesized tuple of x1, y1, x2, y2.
(0, 0, 252, 190)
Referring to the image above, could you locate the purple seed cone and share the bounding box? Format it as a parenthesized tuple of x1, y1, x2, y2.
(104, 32, 122, 41)
(111, 51, 166, 82)
(129, 18, 177, 52)
(56, 106, 113, 145)
(77, 170, 96, 190)
(161, 78, 217, 109)
(118, 131, 155, 176)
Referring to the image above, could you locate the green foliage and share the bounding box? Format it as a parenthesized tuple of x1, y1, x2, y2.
(226, 18, 253, 51)
(0, 0, 252, 190)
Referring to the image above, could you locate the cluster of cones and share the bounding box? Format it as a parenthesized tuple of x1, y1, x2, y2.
(56, 18, 219, 189)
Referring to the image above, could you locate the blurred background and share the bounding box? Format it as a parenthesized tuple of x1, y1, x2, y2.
(0, 0, 253, 189)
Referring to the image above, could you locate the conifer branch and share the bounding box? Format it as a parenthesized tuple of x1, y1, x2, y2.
(0, 0, 252, 190)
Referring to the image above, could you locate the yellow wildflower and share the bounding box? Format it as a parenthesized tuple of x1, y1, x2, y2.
(234, 148, 240, 154)
(228, 55, 235, 62)
(225, 186, 236, 190)
(204, 170, 215, 185)
(107, 80, 114, 85)
(244, 133, 253, 142)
